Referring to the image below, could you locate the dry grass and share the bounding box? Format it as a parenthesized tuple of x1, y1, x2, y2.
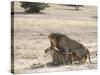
(13, 2, 97, 74)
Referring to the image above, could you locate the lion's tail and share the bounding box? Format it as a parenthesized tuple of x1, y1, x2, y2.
(87, 49, 92, 64)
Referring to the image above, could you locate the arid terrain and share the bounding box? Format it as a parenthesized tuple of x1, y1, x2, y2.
(12, 2, 97, 74)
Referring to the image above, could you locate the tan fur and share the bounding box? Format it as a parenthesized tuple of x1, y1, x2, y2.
(48, 33, 92, 64)
(45, 47, 66, 65)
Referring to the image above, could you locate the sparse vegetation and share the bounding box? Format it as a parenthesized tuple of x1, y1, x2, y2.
(20, 2, 49, 13)
(13, 2, 97, 73)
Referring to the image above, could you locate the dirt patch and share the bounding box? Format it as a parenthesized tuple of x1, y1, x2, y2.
(13, 2, 97, 74)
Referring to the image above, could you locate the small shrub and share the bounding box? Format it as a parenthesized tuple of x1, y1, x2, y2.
(20, 2, 49, 13)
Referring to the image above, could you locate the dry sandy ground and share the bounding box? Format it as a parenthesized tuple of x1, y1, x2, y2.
(13, 2, 97, 74)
